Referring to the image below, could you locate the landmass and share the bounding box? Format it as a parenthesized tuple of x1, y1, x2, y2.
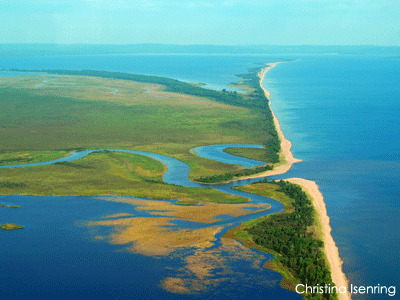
(0, 63, 349, 299)
(223, 63, 350, 300)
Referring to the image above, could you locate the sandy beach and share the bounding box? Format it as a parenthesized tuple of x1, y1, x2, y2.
(286, 178, 350, 300)
(256, 63, 351, 300)
(235, 63, 302, 181)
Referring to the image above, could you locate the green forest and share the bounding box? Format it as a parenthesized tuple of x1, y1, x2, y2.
(244, 179, 337, 300)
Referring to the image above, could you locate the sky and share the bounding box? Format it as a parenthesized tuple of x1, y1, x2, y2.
(1, 0, 399, 46)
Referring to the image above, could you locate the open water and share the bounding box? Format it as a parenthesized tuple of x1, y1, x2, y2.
(1, 52, 400, 299)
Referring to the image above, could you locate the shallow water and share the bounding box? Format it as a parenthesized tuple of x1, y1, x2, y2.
(1, 52, 400, 299)
(0, 145, 294, 300)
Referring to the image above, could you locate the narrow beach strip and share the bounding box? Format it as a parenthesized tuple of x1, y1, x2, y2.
(233, 63, 302, 181)
(259, 63, 351, 300)
(286, 178, 351, 300)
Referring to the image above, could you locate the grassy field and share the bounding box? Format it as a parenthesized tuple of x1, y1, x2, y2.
(233, 180, 295, 211)
(0, 74, 274, 177)
(0, 151, 248, 202)
(0, 70, 276, 200)
(223, 147, 270, 163)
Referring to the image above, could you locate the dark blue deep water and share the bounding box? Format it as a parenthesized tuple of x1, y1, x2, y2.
(264, 56, 400, 299)
(1, 52, 400, 299)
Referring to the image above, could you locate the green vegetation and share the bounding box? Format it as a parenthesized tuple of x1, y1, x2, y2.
(233, 180, 294, 211)
(0, 203, 23, 229)
(223, 147, 269, 162)
(229, 179, 337, 300)
(35, 69, 262, 109)
(0, 151, 248, 203)
(0, 66, 280, 201)
(0, 150, 70, 166)
(195, 164, 273, 183)
(0, 223, 24, 230)
(0, 181, 27, 188)
(0, 203, 21, 208)
(0, 68, 279, 179)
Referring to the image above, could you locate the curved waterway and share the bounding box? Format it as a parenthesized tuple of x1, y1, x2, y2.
(0, 145, 284, 226)
(0, 145, 299, 299)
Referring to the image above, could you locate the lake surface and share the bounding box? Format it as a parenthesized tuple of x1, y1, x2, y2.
(0, 145, 293, 300)
(265, 56, 400, 299)
(1, 52, 400, 299)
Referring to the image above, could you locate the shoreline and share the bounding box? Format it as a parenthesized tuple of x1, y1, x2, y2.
(231, 63, 302, 182)
(253, 63, 350, 300)
(286, 178, 350, 300)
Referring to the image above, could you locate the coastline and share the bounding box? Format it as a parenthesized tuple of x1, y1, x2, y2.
(234, 63, 302, 181)
(249, 63, 350, 300)
(286, 178, 350, 300)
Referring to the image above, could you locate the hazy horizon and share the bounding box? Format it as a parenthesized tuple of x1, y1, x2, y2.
(1, 1, 399, 46)
(1, 43, 400, 58)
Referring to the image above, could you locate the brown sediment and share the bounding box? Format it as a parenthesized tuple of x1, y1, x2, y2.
(88, 216, 224, 256)
(97, 197, 270, 223)
(161, 238, 269, 294)
(102, 213, 135, 218)
(88, 196, 270, 257)
(161, 278, 192, 294)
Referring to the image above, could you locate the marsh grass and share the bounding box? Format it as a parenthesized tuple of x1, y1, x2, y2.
(0, 75, 273, 176)
(0, 151, 248, 203)
(0, 72, 276, 201)
(0, 223, 24, 230)
(223, 147, 270, 163)
(233, 181, 295, 211)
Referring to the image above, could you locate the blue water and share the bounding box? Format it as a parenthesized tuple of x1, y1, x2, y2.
(1, 52, 400, 299)
(0, 145, 292, 300)
(264, 56, 400, 299)
(0, 195, 295, 300)
(0, 54, 290, 91)
(192, 144, 265, 168)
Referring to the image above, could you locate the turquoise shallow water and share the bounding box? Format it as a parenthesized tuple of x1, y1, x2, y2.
(1, 52, 400, 299)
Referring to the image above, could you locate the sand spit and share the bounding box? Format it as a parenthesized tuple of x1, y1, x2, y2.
(236, 63, 302, 181)
(286, 178, 350, 300)
(254, 63, 350, 300)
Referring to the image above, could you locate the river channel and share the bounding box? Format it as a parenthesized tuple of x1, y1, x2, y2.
(0, 145, 300, 300)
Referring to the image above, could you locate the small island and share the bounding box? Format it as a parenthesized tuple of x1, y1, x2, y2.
(1, 223, 24, 230)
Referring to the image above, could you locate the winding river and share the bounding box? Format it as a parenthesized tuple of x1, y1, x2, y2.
(0, 144, 299, 299)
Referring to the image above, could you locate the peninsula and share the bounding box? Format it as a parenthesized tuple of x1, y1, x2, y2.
(225, 63, 350, 300)
(0, 63, 348, 299)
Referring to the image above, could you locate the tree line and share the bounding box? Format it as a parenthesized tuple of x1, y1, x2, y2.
(195, 164, 273, 183)
(13, 66, 281, 164)
(247, 179, 337, 300)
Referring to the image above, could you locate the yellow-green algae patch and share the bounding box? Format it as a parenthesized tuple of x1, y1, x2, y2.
(102, 213, 135, 218)
(97, 196, 270, 223)
(87, 216, 223, 256)
(1, 223, 24, 230)
(87, 197, 272, 294)
(161, 238, 274, 294)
